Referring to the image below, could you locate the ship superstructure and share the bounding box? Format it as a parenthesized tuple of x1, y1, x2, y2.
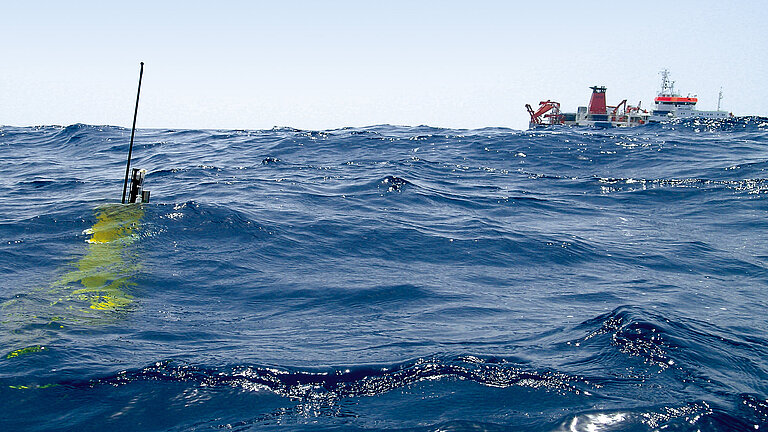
(648, 69, 731, 122)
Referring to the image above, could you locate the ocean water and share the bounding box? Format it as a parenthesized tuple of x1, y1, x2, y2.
(1, 119, 767, 431)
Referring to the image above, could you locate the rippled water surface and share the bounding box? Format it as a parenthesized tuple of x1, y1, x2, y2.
(1, 119, 768, 431)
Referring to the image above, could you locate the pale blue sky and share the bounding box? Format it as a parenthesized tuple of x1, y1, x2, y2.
(2, 1, 766, 130)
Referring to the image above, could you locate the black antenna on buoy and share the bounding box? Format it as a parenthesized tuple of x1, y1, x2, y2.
(121, 62, 148, 204)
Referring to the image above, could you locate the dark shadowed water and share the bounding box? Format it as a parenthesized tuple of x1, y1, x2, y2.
(1, 119, 767, 431)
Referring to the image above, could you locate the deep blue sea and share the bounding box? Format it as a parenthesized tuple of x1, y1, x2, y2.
(1, 119, 768, 431)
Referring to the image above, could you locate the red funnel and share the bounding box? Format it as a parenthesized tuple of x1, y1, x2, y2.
(588, 86, 607, 115)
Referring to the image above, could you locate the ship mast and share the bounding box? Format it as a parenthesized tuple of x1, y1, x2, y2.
(717, 87, 723, 111)
(659, 68, 676, 96)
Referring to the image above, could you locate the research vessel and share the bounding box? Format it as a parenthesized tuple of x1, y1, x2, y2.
(648, 69, 731, 122)
(526, 86, 649, 129)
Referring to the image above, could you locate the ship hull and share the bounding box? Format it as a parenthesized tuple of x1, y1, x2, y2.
(649, 107, 732, 123)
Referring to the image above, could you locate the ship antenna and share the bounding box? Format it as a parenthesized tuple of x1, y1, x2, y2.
(121, 62, 145, 204)
(659, 69, 669, 94)
(717, 87, 723, 111)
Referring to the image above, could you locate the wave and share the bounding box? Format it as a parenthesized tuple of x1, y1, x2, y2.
(4, 305, 764, 430)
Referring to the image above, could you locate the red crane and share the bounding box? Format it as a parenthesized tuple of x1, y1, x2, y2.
(610, 99, 628, 116)
(610, 99, 627, 122)
(525, 100, 562, 126)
